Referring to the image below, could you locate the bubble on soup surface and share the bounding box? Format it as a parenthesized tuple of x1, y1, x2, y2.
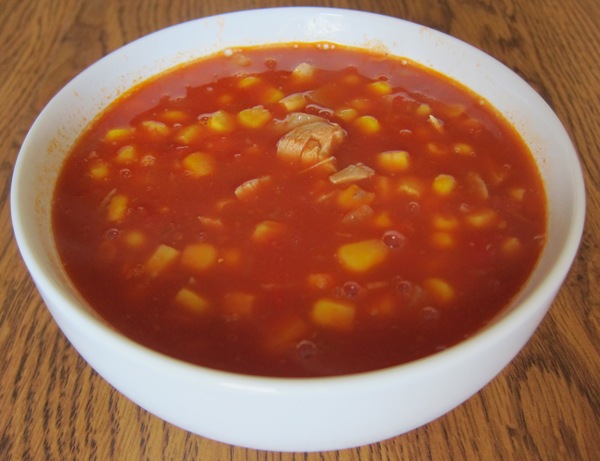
(296, 340, 318, 359)
(382, 230, 406, 249)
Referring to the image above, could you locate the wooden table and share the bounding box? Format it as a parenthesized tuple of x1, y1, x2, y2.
(1, 0, 598, 459)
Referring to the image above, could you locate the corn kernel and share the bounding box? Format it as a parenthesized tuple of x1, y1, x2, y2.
(377, 150, 410, 173)
(354, 115, 381, 134)
(509, 187, 526, 201)
(124, 230, 145, 248)
(337, 239, 389, 273)
(423, 277, 455, 304)
(279, 93, 307, 112)
(208, 110, 235, 133)
(160, 110, 190, 124)
(432, 214, 459, 231)
(104, 127, 134, 143)
(175, 125, 203, 145)
(453, 142, 474, 156)
(90, 162, 109, 180)
(337, 184, 375, 210)
(106, 194, 128, 222)
(373, 211, 393, 228)
(260, 86, 285, 104)
(368, 294, 396, 317)
(116, 145, 137, 164)
(238, 75, 261, 88)
(181, 243, 218, 272)
(174, 288, 210, 313)
(237, 106, 272, 129)
(140, 120, 170, 138)
(432, 174, 457, 195)
(334, 106, 358, 123)
(146, 244, 180, 277)
(307, 273, 334, 290)
(182, 152, 215, 177)
(427, 142, 448, 155)
(291, 62, 315, 82)
(430, 232, 455, 249)
(220, 247, 242, 269)
(252, 220, 286, 244)
(416, 103, 432, 117)
(465, 208, 497, 228)
(311, 298, 356, 331)
(501, 236, 522, 256)
(222, 292, 255, 319)
(265, 316, 309, 352)
(368, 80, 392, 95)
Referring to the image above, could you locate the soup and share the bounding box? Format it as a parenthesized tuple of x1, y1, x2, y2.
(52, 43, 547, 377)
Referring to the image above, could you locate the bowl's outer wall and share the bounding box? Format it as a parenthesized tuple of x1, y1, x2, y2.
(11, 7, 585, 451)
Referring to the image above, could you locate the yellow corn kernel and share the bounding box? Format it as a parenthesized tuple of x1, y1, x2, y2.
(465, 208, 497, 228)
(307, 273, 334, 290)
(337, 239, 389, 273)
(124, 230, 145, 248)
(140, 120, 170, 138)
(311, 298, 356, 331)
(427, 142, 448, 156)
(220, 247, 242, 269)
(182, 152, 215, 177)
(106, 194, 128, 222)
(174, 288, 210, 313)
(252, 220, 286, 244)
(501, 236, 522, 256)
(160, 110, 190, 124)
(373, 175, 394, 199)
(175, 125, 203, 145)
(237, 106, 272, 129)
(396, 177, 424, 198)
(334, 106, 358, 123)
(350, 98, 373, 112)
(342, 74, 361, 85)
(423, 277, 455, 304)
(291, 62, 315, 82)
(146, 244, 180, 277)
(432, 174, 457, 195)
(279, 93, 307, 112)
(222, 292, 255, 319)
(432, 214, 459, 231)
(430, 231, 455, 249)
(368, 80, 392, 95)
(260, 86, 285, 104)
(337, 184, 375, 210)
(453, 142, 474, 156)
(354, 115, 381, 134)
(265, 316, 310, 352)
(509, 187, 526, 201)
(238, 75, 261, 88)
(104, 127, 134, 143)
(373, 211, 393, 228)
(181, 243, 218, 272)
(116, 145, 137, 164)
(377, 150, 410, 173)
(416, 103, 432, 117)
(208, 110, 235, 133)
(217, 93, 235, 106)
(368, 294, 396, 317)
(90, 162, 109, 180)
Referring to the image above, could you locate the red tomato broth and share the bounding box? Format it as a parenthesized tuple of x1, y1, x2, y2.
(52, 43, 547, 377)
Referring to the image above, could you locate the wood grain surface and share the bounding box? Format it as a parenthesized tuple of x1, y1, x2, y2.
(1, 0, 598, 459)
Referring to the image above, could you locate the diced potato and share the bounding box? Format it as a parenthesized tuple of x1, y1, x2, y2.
(334, 106, 358, 123)
(377, 150, 410, 173)
(140, 120, 170, 138)
(453, 142, 474, 156)
(337, 184, 375, 210)
(237, 106, 272, 129)
(252, 220, 286, 244)
(182, 152, 215, 177)
(222, 292, 255, 319)
(124, 230, 146, 248)
(307, 273, 334, 290)
(423, 277, 455, 304)
(311, 298, 356, 331)
(432, 214, 459, 231)
(174, 287, 210, 313)
(337, 239, 389, 273)
(432, 174, 457, 195)
(465, 208, 497, 228)
(291, 62, 315, 82)
(181, 243, 218, 272)
(90, 161, 109, 180)
(279, 93, 307, 112)
(368, 80, 392, 95)
(354, 115, 381, 134)
(104, 127, 134, 143)
(175, 125, 203, 145)
(208, 110, 235, 133)
(146, 244, 180, 277)
(501, 236, 522, 256)
(396, 177, 424, 197)
(430, 231, 455, 249)
(116, 145, 137, 164)
(416, 103, 432, 117)
(106, 193, 128, 222)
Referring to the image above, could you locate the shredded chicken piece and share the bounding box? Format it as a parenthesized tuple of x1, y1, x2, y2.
(234, 175, 271, 201)
(329, 163, 375, 184)
(273, 113, 327, 134)
(466, 171, 489, 200)
(277, 120, 346, 167)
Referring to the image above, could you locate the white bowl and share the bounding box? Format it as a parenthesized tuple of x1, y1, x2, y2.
(11, 7, 585, 452)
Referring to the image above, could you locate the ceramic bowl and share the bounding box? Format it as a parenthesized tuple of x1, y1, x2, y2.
(11, 7, 585, 451)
